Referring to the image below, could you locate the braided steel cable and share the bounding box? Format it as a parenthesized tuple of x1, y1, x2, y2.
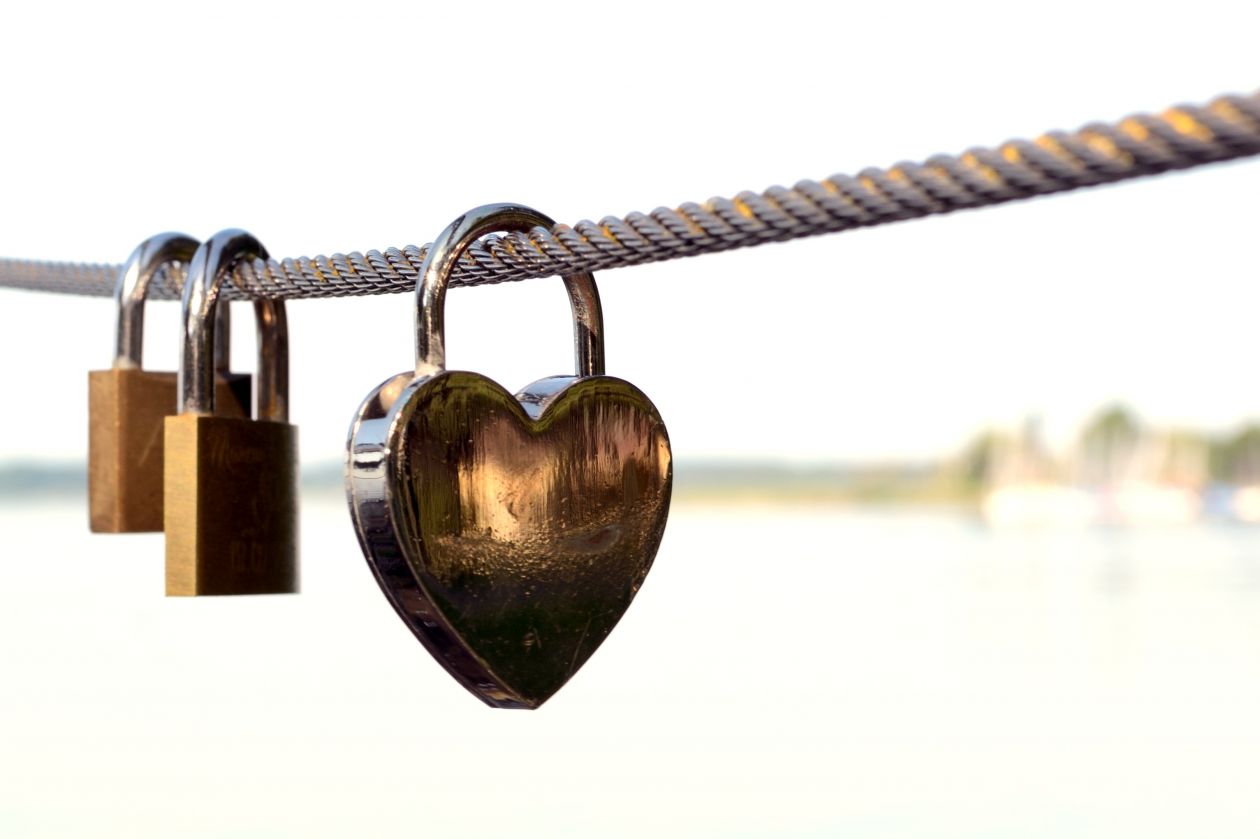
(4, 91, 1260, 301)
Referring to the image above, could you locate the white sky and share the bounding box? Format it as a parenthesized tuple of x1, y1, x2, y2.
(2, 1, 1259, 466)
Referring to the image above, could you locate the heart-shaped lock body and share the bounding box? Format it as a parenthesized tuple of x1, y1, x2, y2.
(346, 204, 672, 708)
(348, 370, 671, 707)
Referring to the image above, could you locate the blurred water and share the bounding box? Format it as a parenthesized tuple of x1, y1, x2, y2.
(2, 497, 1260, 838)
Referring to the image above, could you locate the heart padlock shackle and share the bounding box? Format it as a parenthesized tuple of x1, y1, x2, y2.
(347, 203, 673, 709)
(88, 233, 249, 533)
(164, 230, 299, 596)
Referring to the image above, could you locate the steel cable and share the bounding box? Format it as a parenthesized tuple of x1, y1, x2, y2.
(3, 91, 1259, 301)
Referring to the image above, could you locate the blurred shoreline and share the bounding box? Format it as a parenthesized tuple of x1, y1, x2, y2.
(11, 403, 1260, 520)
(0, 459, 967, 507)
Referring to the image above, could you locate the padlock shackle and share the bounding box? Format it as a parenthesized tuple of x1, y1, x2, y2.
(253, 297, 289, 424)
(113, 233, 230, 372)
(177, 230, 289, 422)
(415, 203, 605, 379)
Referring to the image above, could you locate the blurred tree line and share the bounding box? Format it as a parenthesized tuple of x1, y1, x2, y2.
(956, 405, 1260, 489)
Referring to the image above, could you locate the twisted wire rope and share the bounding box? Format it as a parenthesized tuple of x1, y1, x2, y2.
(3, 91, 1260, 301)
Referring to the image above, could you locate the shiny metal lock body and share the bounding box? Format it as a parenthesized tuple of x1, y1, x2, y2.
(347, 204, 672, 709)
(164, 230, 299, 596)
(88, 233, 249, 533)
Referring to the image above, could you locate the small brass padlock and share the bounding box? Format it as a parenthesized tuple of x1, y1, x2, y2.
(88, 233, 250, 533)
(164, 230, 299, 596)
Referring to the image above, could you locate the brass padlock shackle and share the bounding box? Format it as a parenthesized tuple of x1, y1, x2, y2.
(415, 203, 605, 379)
(177, 229, 288, 422)
(114, 232, 232, 373)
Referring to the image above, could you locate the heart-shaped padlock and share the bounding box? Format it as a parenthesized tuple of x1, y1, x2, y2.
(346, 204, 672, 709)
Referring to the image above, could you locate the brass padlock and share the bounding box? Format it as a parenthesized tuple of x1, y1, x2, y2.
(164, 230, 299, 596)
(88, 233, 250, 533)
